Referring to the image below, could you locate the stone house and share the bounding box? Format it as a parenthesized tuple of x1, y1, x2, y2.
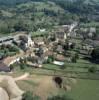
(88, 27, 96, 38)
(55, 30, 67, 42)
(19, 34, 34, 50)
(34, 37, 44, 46)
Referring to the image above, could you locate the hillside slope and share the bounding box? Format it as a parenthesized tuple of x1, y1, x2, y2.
(0, 0, 99, 5)
(0, 1, 72, 34)
(0, 0, 99, 34)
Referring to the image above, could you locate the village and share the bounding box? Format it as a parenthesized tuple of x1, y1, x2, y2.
(0, 22, 99, 75)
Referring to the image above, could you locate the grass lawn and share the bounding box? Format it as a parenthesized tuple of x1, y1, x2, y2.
(31, 31, 49, 37)
(66, 79, 99, 100)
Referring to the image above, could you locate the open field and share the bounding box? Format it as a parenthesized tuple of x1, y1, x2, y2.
(12, 73, 99, 100)
(67, 79, 99, 100)
(16, 75, 59, 100)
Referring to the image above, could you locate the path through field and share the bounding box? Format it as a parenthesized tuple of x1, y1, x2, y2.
(14, 73, 29, 81)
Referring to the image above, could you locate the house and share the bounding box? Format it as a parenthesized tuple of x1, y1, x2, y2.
(84, 39, 99, 48)
(29, 56, 44, 68)
(35, 47, 44, 57)
(67, 22, 78, 37)
(90, 27, 96, 33)
(68, 29, 77, 38)
(93, 40, 99, 47)
(0, 62, 10, 72)
(42, 45, 49, 53)
(80, 27, 96, 39)
(43, 51, 54, 60)
(27, 62, 42, 68)
(53, 24, 74, 42)
(34, 37, 44, 45)
(80, 27, 89, 32)
(55, 30, 67, 42)
(88, 27, 96, 38)
(19, 34, 34, 49)
(56, 45, 64, 54)
(55, 54, 65, 61)
(44, 51, 53, 57)
(82, 44, 94, 54)
(88, 32, 94, 38)
(3, 56, 20, 66)
(84, 39, 93, 45)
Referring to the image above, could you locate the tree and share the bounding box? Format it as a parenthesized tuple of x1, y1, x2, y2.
(10, 64, 14, 71)
(71, 56, 77, 63)
(8, 45, 19, 53)
(88, 67, 96, 73)
(19, 58, 26, 70)
(91, 47, 99, 60)
(20, 63, 26, 70)
(70, 43, 75, 49)
(71, 53, 79, 63)
(47, 55, 55, 63)
(75, 52, 79, 59)
(47, 95, 73, 100)
(22, 91, 33, 100)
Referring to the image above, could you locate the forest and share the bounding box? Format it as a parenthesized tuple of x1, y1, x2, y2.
(0, 0, 99, 34)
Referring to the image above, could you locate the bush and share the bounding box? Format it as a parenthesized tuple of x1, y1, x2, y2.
(88, 67, 96, 73)
(75, 53, 79, 59)
(0, 44, 19, 58)
(71, 53, 79, 63)
(22, 91, 33, 100)
(47, 56, 54, 63)
(22, 91, 40, 100)
(10, 64, 14, 71)
(71, 56, 77, 63)
(91, 47, 99, 60)
(20, 63, 26, 70)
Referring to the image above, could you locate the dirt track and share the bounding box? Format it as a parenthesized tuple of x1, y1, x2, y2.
(14, 73, 29, 81)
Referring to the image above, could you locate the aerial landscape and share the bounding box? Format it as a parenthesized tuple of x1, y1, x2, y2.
(0, 0, 99, 100)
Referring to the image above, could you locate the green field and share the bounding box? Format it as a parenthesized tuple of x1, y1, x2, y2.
(67, 79, 99, 100)
(31, 31, 49, 37)
(15, 71, 99, 100)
